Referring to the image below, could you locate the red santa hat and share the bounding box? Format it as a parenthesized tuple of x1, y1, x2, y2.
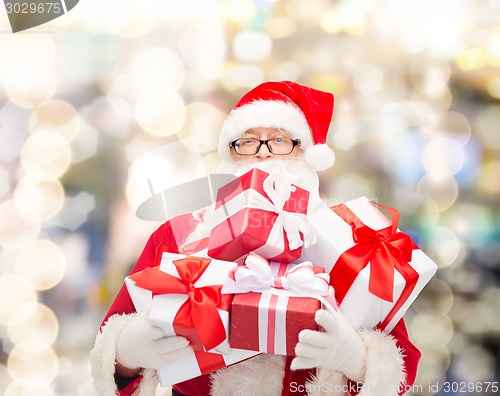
(218, 81, 335, 171)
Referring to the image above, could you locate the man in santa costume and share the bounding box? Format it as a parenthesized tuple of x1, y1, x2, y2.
(90, 81, 421, 396)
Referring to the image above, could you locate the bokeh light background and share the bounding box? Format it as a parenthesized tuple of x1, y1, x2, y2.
(1, 1, 499, 395)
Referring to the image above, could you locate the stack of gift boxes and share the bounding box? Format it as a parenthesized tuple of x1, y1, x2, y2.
(125, 168, 438, 386)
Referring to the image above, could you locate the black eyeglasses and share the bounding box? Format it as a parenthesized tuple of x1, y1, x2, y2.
(229, 138, 301, 155)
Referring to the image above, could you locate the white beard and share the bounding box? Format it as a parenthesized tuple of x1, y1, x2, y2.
(217, 156, 326, 211)
(181, 156, 327, 247)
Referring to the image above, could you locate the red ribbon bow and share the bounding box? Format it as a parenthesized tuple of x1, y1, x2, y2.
(130, 254, 231, 351)
(330, 202, 419, 329)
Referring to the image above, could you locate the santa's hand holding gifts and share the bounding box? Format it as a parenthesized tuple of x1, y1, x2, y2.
(90, 81, 436, 396)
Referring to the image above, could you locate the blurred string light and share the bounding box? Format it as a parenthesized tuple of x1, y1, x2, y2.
(452, 346, 496, 383)
(454, 138, 482, 189)
(408, 55, 451, 97)
(79, 96, 130, 139)
(221, 63, 265, 90)
(397, 193, 441, 232)
(441, 203, 496, 250)
(131, 47, 186, 93)
(13, 177, 65, 222)
(420, 226, 462, 269)
(0, 166, 10, 199)
(384, 130, 426, 186)
(268, 60, 302, 82)
(6, 70, 57, 109)
(456, 47, 489, 71)
(412, 278, 455, 315)
(7, 341, 59, 389)
(422, 136, 465, 178)
(223, 0, 257, 23)
(481, 287, 500, 333)
(0, 201, 41, 250)
(431, 111, 471, 145)
(76, 0, 227, 34)
(76, 0, 152, 36)
(0, 34, 57, 108)
(328, 174, 377, 205)
(0, 275, 38, 325)
(50, 191, 96, 231)
(352, 63, 383, 95)
(29, 100, 80, 143)
(124, 138, 152, 163)
(0, 103, 29, 162)
(266, 16, 297, 39)
(487, 77, 500, 99)
(7, 303, 59, 348)
(478, 158, 500, 196)
(475, 105, 500, 150)
(198, 152, 221, 175)
(410, 310, 454, 390)
(20, 131, 72, 181)
(372, 0, 473, 57)
(176, 23, 227, 79)
(177, 102, 227, 153)
(134, 90, 187, 137)
(15, 240, 66, 291)
(320, 1, 370, 35)
(487, 28, 500, 61)
(0, 34, 55, 83)
(283, 0, 330, 27)
(4, 382, 55, 396)
(130, 47, 188, 137)
(126, 139, 205, 211)
(143, 0, 225, 21)
(233, 31, 273, 62)
(103, 0, 153, 38)
(412, 310, 454, 347)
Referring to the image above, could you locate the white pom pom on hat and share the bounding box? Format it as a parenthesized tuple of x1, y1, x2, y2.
(218, 80, 335, 171)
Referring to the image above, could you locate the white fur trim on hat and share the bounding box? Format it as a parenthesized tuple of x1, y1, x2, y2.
(89, 313, 159, 396)
(304, 144, 335, 171)
(218, 100, 312, 162)
(306, 328, 405, 396)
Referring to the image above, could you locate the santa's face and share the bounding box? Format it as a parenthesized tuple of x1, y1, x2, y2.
(219, 127, 326, 213)
(229, 127, 301, 163)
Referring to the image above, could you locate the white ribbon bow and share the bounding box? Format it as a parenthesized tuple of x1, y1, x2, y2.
(260, 173, 316, 250)
(233, 252, 329, 294)
(224, 253, 337, 312)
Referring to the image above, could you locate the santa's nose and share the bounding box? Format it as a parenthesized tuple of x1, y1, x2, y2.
(255, 143, 273, 159)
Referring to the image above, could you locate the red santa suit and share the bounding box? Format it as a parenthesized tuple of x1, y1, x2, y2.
(90, 212, 421, 396)
(90, 81, 422, 395)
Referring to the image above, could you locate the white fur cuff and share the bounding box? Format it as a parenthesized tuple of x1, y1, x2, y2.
(89, 313, 159, 396)
(307, 328, 405, 396)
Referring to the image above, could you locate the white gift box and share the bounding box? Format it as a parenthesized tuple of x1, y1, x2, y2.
(125, 250, 259, 386)
(125, 251, 235, 354)
(299, 196, 438, 333)
(156, 348, 258, 386)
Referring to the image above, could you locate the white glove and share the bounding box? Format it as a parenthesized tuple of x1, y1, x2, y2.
(291, 309, 366, 383)
(116, 311, 193, 370)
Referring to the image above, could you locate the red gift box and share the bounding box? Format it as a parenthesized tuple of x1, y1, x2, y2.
(208, 168, 314, 263)
(222, 253, 337, 356)
(230, 292, 320, 356)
